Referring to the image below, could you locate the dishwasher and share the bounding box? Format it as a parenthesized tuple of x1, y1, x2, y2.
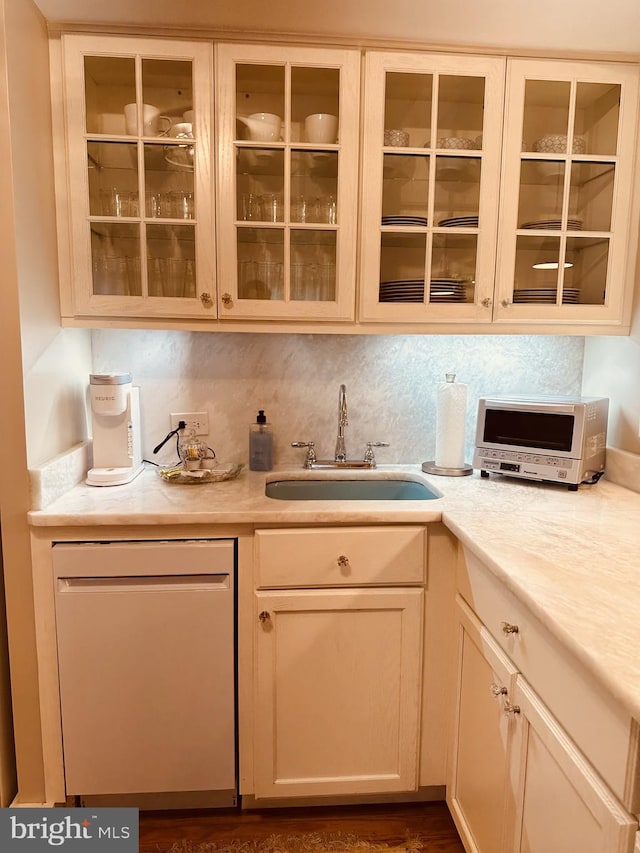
(53, 539, 236, 807)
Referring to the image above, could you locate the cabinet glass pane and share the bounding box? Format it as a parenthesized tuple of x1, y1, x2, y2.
(91, 223, 140, 295)
(514, 235, 563, 302)
(236, 228, 284, 300)
(435, 156, 481, 225)
(291, 151, 338, 223)
(291, 230, 336, 301)
(84, 56, 135, 135)
(144, 144, 194, 219)
(565, 237, 609, 305)
(236, 64, 285, 140)
(384, 72, 432, 148)
(436, 75, 484, 149)
(146, 224, 196, 298)
(382, 154, 428, 221)
(523, 80, 571, 153)
(379, 233, 427, 302)
(569, 161, 614, 231)
(236, 149, 285, 222)
(87, 142, 138, 217)
(432, 233, 476, 303)
(140, 59, 193, 137)
(517, 160, 565, 228)
(292, 67, 340, 144)
(576, 82, 620, 156)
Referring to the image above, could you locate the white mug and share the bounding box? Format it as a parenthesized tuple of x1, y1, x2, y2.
(123, 103, 171, 136)
(305, 113, 338, 144)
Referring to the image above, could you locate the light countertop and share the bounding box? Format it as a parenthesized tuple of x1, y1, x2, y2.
(28, 463, 640, 722)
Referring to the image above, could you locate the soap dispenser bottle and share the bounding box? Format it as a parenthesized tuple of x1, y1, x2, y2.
(249, 410, 273, 471)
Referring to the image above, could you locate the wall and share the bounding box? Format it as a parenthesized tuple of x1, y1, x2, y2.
(582, 282, 640, 455)
(7, 0, 91, 467)
(0, 0, 91, 804)
(92, 330, 585, 470)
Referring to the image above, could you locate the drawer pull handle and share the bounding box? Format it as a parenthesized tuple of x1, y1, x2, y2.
(490, 682, 508, 697)
(501, 621, 519, 635)
(258, 611, 271, 624)
(337, 555, 350, 568)
(504, 701, 521, 715)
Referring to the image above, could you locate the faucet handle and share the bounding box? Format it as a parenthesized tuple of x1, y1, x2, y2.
(292, 441, 317, 468)
(364, 441, 390, 466)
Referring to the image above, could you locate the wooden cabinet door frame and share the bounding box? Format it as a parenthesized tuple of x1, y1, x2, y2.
(253, 587, 423, 799)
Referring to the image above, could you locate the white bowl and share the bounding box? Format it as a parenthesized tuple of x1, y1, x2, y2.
(437, 136, 475, 150)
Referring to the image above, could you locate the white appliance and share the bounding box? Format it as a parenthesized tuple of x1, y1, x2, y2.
(53, 540, 237, 808)
(474, 395, 608, 490)
(87, 372, 143, 486)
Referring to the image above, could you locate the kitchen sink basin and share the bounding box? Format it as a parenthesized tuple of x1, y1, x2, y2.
(265, 477, 441, 501)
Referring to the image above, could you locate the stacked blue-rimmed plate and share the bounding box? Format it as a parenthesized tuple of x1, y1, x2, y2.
(379, 278, 466, 302)
(438, 215, 479, 227)
(520, 219, 583, 230)
(381, 215, 428, 226)
(513, 288, 580, 304)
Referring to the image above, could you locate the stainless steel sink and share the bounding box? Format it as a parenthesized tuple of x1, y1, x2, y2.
(265, 477, 441, 501)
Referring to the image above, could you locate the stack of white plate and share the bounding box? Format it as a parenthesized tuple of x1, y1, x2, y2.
(513, 288, 580, 304)
(520, 219, 583, 230)
(381, 215, 428, 226)
(379, 278, 466, 302)
(438, 216, 479, 227)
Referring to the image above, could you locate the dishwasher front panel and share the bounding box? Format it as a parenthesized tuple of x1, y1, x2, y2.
(53, 541, 236, 800)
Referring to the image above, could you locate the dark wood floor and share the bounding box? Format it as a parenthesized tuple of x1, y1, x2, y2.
(138, 801, 465, 852)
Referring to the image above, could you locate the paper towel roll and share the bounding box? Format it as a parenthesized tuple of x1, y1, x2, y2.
(434, 373, 467, 469)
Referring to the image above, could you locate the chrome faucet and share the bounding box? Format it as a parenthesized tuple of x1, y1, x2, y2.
(335, 383, 348, 462)
(291, 382, 389, 468)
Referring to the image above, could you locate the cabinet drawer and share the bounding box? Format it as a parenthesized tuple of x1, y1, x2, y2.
(457, 546, 636, 807)
(255, 526, 426, 588)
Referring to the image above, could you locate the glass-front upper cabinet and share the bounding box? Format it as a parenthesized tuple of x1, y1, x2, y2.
(495, 58, 640, 326)
(60, 34, 214, 319)
(359, 52, 505, 324)
(215, 43, 360, 321)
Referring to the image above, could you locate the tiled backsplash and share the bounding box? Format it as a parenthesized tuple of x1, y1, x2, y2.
(91, 331, 585, 470)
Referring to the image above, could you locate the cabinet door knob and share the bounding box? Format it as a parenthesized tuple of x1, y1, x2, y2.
(490, 682, 508, 697)
(504, 701, 521, 715)
(200, 292, 214, 307)
(337, 555, 350, 568)
(481, 297, 492, 308)
(501, 621, 519, 635)
(501, 299, 512, 307)
(221, 292, 233, 307)
(258, 610, 271, 624)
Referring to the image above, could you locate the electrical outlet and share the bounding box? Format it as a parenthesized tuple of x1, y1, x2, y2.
(170, 412, 209, 435)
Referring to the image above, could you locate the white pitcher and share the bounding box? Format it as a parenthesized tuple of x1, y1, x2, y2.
(236, 112, 282, 141)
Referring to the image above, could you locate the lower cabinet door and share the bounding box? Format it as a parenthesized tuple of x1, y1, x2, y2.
(509, 677, 637, 853)
(253, 587, 423, 799)
(448, 596, 519, 853)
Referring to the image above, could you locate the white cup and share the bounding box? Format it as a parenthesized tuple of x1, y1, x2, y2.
(169, 122, 193, 138)
(123, 103, 171, 136)
(305, 113, 338, 144)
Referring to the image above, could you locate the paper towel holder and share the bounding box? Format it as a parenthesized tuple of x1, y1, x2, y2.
(421, 460, 473, 476)
(422, 372, 473, 476)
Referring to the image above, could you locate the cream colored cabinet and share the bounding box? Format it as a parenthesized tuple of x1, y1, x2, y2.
(57, 33, 215, 320)
(495, 58, 640, 329)
(215, 43, 360, 321)
(448, 597, 519, 852)
(359, 51, 506, 324)
(449, 553, 638, 853)
(251, 526, 424, 799)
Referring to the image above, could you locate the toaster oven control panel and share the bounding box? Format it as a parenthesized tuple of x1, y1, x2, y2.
(474, 447, 577, 486)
